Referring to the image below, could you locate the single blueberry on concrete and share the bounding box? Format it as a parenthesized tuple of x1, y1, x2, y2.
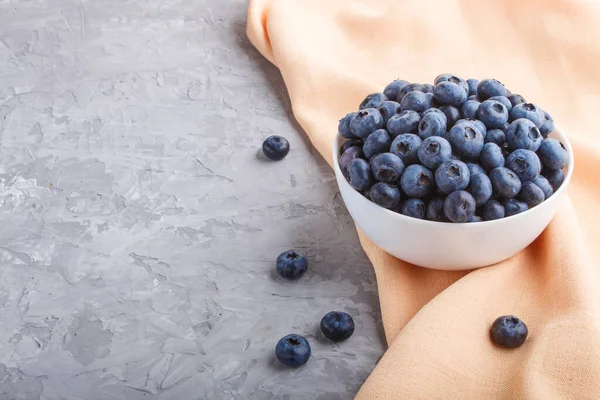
(262, 135, 290, 161)
(390, 133, 422, 165)
(387, 110, 420, 137)
(363, 129, 392, 159)
(490, 315, 528, 348)
(482, 199, 505, 221)
(490, 167, 522, 198)
(347, 158, 372, 191)
(370, 182, 402, 209)
(443, 190, 476, 223)
(402, 198, 427, 219)
(275, 334, 311, 367)
(276, 250, 308, 280)
(359, 93, 388, 110)
(506, 149, 541, 182)
(506, 118, 543, 151)
(537, 138, 568, 171)
(320, 311, 355, 342)
(400, 164, 434, 198)
(417, 136, 452, 169)
(350, 108, 384, 139)
(370, 152, 405, 183)
(435, 160, 470, 194)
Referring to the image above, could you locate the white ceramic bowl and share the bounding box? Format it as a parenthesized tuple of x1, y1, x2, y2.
(333, 126, 574, 270)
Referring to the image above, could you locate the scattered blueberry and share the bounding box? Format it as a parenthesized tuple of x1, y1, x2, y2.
(467, 78, 479, 96)
(418, 110, 447, 139)
(363, 129, 392, 159)
(542, 167, 565, 192)
(417, 136, 452, 169)
(401, 91, 433, 113)
(370, 182, 402, 209)
(339, 139, 363, 155)
(505, 149, 541, 182)
(427, 197, 449, 222)
(467, 162, 487, 177)
(443, 190, 476, 223)
(262, 136, 291, 161)
(490, 316, 528, 348)
(484, 129, 506, 146)
(533, 175, 553, 199)
(506, 118, 543, 151)
(537, 138, 568, 170)
(482, 199, 505, 221)
(480, 142, 505, 171)
(446, 122, 485, 158)
(519, 181, 545, 208)
(402, 198, 427, 219)
(509, 103, 544, 128)
(468, 173, 493, 206)
(539, 111, 554, 137)
(390, 133, 422, 165)
(275, 334, 311, 367)
(347, 158, 372, 191)
(508, 94, 526, 107)
(477, 100, 509, 129)
(350, 108, 384, 138)
(384, 79, 410, 101)
(400, 164, 434, 198)
(477, 79, 507, 100)
(359, 93, 388, 110)
(378, 101, 402, 123)
(340, 146, 364, 177)
(276, 250, 309, 280)
(503, 198, 529, 217)
(490, 167, 522, 198)
(387, 110, 420, 137)
(435, 160, 470, 194)
(338, 112, 358, 139)
(320, 311, 355, 342)
(438, 105, 461, 128)
(370, 153, 405, 183)
(434, 81, 468, 107)
(461, 100, 480, 119)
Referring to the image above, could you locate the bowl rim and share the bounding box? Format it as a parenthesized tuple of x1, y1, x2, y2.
(332, 124, 574, 226)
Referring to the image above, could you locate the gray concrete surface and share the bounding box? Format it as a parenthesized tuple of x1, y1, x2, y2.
(0, 0, 383, 399)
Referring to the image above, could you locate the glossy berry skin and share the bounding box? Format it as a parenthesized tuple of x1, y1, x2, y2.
(461, 100, 480, 119)
(417, 136, 452, 169)
(347, 158, 372, 191)
(443, 190, 476, 223)
(480, 142, 505, 171)
(490, 316, 528, 348)
(370, 182, 401, 209)
(519, 181, 545, 208)
(509, 103, 544, 128)
(276, 250, 309, 280)
(339, 139, 363, 155)
(359, 93, 388, 110)
(434, 81, 468, 107)
(446, 122, 485, 158)
(537, 138, 568, 170)
(384, 79, 410, 101)
(435, 160, 470, 194)
(506, 118, 543, 151)
(262, 136, 291, 161)
(438, 105, 461, 128)
(378, 101, 402, 123)
(506, 149, 541, 182)
(468, 173, 493, 207)
(477, 100, 509, 129)
(275, 334, 311, 367)
(363, 129, 392, 159)
(467, 78, 479, 96)
(402, 198, 427, 219)
(418, 110, 447, 139)
(390, 133, 422, 165)
(504, 199, 529, 217)
(427, 198, 449, 222)
(400, 164, 434, 198)
(542, 168, 565, 192)
(339, 146, 364, 177)
(485, 129, 506, 146)
(508, 94, 526, 107)
(387, 110, 421, 137)
(540, 111, 554, 137)
(338, 112, 358, 139)
(400, 91, 433, 113)
(350, 108, 384, 138)
(320, 311, 355, 342)
(490, 167, 522, 198)
(370, 153, 405, 184)
(482, 199, 505, 221)
(477, 79, 507, 100)
(533, 175, 553, 199)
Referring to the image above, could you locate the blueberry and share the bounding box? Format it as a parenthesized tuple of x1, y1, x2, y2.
(276, 250, 309, 280)
(508, 94, 526, 107)
(433, 81, 468, 107)
(434, 74, 469, 96)
(377, 101, 402, 123)
(468, 95, 478, 101)
(519, 181, 545, 208)
(482, 199, 505, 220)
(509, 103, 544, 128)
(422, 107, 447, 119)
(438, 105, 461, 128)
(446, 122, 485, 158)
(533, 175, 553, 199)
(418, 111, 447, 139)
(455, 118, 487, 138)
(402, 198, 427, 219)
(542, 168, 565, 191)
(537, 138, 568, 171)
(384, 79, 410, 101)
(480, 142, 505, 171)
(320, 311, 355, 342)
(339, 146, 364, 177)
(339, 139, 363, 155)
(363, 129, 392, 159)
(390, 133, 422, 165)
(370, 182, 402, 209)
(477, 100, 509, 129)
(461, 100, 480, 119)
(468, 173, 493, 206)
(417, 136, 452, 169)
(490, 167, 522, 198)
(539, 111, 554, 137)
(350, 108, 384, 139)
(400, 164, 434, 198)
(506, 149, 541, 181)
(427, 197, 449, 222)
(275, 334, 311, 367)
(506, 118, 543, 151)
(370, 152, 405, 183)
(359, 93, 388, 110)
(467, 162, 487, 177)
(347, 158, 372, 191)
(488, 96, 512, 111)
(400, 91, 433, 113)
(435, 160, 470, 194)
(468, 215, 482, 223)
(423, 83, 435, 94)
(477, 79, 507, 100)
(338, 112, 358, 139)
(490, 315, 528, 348)
(398, 83, 427, 101)
(503, 198, 529, 217)
(387, 110, 420, 137)
(443, 190, 476, 223)
(262, 136, 290, 161)
(484, 129, 506, 146)
(467, 78, 479, 96)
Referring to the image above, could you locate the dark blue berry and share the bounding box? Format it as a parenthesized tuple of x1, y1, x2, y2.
(377, 101, 402, 123)
(537, 138, 568, 171)
(363, 129, 392, 159)
(490, 167, 522, 198)
(398, 83, 427, 101)
(509, 103, 544, 128)
(370, 152, 405, 183)
(456, 118, 487, 137)
(488, 96, 512, 111)
(370, 182, 402, 209)
(539, 111, 554, 137)
(480, 142, 505, 171)
(338, 112, 358, 139)
(276, 250, 308, 280)
(446, 122, 485, 158)
(418, 110, 447, 139)
(384, 79, 410, 101)
(467, 79, 479, 96)
(443, 190, 476, 223)
(427, 197, 449, 222)
(262, 136, 290, 161)
(482, 199, 505, 220)
(359, 93, 388, 110)
(339, 146, 364, 177)
(503, 198, 529, 217)
(347, 158, 372, 191)
(434, 74, 469, 96)
(275, 334, 311, 367)
(506, 149, 541, 181)
(506, 118, 543, 151)
(387, 110, 420, 137)
(417, 136, 452, 169)
(400, 164, 434, 198)
(339, 139, 363, 155)
(400, 91, 433, 113)
(435, 160, 470, 194)
(508, 94, 526, 107)
(519, 181, 545, 208)
(477, 79, 507, 100)
(490, 315, 528, 348)
(542, 168, 565, 192)
(438, 105, 461, 128)
(477, 100, 509, 129)
(402, 198, 427, 219)
(390, 133, 422, 165)
(468, 173, 493, 207)
(533, 175, 553, 199)
(434, 81, 468, 107)
(423, 84, 435, 94)
(485, 129, 506, 146)
(467, 162, 487, 177)
(468, 215, 482, 223)
(350, 108, 384, 139)
(320, 311, 355, 342)
(461, 100, 480, 119)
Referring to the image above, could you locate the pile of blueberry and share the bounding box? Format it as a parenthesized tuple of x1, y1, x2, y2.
(338, 74, 569, 223)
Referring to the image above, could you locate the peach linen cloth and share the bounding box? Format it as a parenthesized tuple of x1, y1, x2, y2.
(247, 0, 600, 398)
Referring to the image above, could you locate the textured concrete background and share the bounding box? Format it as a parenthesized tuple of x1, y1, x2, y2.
(0, 0, 383, 399)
